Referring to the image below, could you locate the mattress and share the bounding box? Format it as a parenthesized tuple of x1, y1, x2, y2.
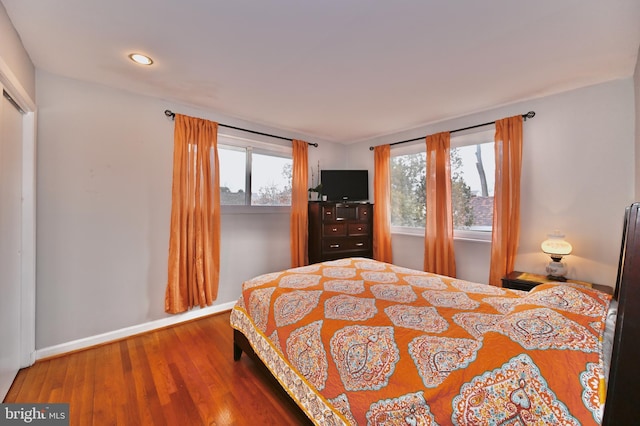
(230, 257, 612, 425)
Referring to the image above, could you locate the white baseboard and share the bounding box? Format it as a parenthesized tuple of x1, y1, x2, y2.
(35, 301, 237, 360)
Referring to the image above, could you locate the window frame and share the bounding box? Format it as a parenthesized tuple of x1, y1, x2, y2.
(217, 132, 293, 214)
(389, 127, 495, 242)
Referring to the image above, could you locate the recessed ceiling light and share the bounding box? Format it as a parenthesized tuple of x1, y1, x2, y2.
(128, 53, 153, 65)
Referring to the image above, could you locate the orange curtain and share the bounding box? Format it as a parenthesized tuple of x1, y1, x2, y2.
(373, 145, 393, 263)
(424, 132, 456, 277)
(290, 140, 309, 267)
(488, 115, 523, 286)
(165, 114, 220, 314)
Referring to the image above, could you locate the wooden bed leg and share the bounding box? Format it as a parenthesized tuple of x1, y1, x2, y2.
(233, 342, 242, 361)
(233, 329, 246, 361)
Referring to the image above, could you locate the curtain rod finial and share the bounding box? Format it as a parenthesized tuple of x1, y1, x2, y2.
(524, 111, 535, 121)
(164, 110, 175, 120)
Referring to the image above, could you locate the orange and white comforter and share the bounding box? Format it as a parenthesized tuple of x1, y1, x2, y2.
(230, 258, 611, 425)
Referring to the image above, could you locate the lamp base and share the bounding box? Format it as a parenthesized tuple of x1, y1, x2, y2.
(545, 260, 567, 281)
(546, 274, 567, 282)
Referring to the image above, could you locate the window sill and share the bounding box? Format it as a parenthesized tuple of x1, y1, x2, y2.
(391, 228, 492, 243)
(455, 229, 492, 243)
(454, 235, 492, 244)
(221, 205, 290, 215)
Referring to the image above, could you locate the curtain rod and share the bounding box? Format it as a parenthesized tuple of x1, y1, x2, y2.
(368, 111, 535, 151)
(164, 110, 318, 147)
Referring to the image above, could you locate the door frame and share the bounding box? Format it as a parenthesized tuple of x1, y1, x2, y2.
(0, 56, 37, 367)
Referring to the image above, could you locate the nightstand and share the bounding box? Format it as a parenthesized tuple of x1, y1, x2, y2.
(501, 271, 613, 295)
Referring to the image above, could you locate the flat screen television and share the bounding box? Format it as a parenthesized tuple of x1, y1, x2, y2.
(321, 170, 369, 202)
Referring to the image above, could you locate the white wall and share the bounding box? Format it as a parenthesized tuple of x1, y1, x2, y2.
(34, 71, 636, 352)
(346, 78, 635, 287)
(1, 1, 38, 397)
(0, 2, 34, 101)
(35, 71, 341, 350)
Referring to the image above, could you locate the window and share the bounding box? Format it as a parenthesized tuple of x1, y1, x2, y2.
(218, 134, 292, 207)
(390, 129, 495, 239)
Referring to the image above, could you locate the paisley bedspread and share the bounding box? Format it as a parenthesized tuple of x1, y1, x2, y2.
(229, 258, 611, 425)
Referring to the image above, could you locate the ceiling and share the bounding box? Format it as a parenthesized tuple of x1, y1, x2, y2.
(3, 0, 640, 143)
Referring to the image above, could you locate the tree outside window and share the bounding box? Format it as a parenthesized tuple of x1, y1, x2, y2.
(391, 141, 494, 233)
(218, 142, 293, 207)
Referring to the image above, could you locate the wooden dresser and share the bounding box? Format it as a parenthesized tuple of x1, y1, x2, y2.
(308, 202, 373, 263)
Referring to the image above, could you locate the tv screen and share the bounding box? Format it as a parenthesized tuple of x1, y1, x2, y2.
(321, 170, 369, 202)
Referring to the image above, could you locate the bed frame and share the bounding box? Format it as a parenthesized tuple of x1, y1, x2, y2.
(602, 202, 640, 424)
(234, 202, 640, 425)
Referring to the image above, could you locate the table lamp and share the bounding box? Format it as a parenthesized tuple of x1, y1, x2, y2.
(541, 231, 572, 281)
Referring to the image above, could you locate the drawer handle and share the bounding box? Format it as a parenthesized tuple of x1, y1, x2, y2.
(355, 243, 364, 247)
(357, 227, 362, 231)
(325, 211, 332, 215)
(330, 244, 340, 248)
(332, 228, 338, 232)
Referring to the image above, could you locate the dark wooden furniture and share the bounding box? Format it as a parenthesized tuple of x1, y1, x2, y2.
(235, 202, 640, 425)
(502, 270, 613, 295)
(307, 201, 373, 263)
(602, 202, 640, 424)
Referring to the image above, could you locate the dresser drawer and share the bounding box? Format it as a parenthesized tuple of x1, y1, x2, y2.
(322, 238, 370, 253)
(357, 205, 372, 221)
(348, 223, 369, 236)
(322, 205, 339, 221)
(323, 223, 347, 236)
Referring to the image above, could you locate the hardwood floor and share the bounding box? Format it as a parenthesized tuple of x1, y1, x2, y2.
(4, 311, 313, 425)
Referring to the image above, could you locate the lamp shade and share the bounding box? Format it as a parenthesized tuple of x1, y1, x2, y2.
(541, 232, 572, 257)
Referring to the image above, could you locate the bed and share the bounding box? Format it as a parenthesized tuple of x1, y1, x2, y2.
(230, 202, 640, 425)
